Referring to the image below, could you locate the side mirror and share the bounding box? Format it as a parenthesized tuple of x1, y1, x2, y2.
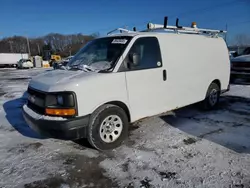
(129, 53, 140, 66)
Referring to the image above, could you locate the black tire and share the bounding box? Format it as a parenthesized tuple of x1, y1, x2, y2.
(201, 82, 220, 110)
(87, 104, 129, 150)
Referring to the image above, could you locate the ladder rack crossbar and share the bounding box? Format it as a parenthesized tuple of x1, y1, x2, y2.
(107, 28, 135, 35)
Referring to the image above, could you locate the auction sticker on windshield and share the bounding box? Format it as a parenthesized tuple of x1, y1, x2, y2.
(112, 39, 128, 44)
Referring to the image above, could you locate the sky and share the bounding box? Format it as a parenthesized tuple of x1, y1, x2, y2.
(0, 0, 250, 41)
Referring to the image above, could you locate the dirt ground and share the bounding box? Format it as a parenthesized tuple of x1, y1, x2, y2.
(0, 68, 250, 188)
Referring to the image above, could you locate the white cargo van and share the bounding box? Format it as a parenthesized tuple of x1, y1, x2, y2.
(23, 18, 230, 150)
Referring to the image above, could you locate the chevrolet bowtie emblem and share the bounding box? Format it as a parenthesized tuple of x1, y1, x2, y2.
(29, 95, 36, 103)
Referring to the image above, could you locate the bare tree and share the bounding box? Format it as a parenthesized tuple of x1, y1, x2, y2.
(232, 34, 250, 46)
(0, 33, 96, 57)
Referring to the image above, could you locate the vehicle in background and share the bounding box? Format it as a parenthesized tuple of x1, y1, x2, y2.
(23, 17, 230, 150)
(230, 47, 250, 82)
(53, 56, 74, 69)
(229, 51, 238, 59)
(49, 55, 61, 67)
(0, 53, 29, 68)
(17, 59, 34, 69)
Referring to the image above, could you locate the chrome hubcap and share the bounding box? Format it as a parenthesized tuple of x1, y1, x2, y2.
(99, 115, 123, 143)
(209, 89, 218, 106)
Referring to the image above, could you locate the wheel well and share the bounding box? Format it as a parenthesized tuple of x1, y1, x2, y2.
(105, 101, 131, 122)
(212, 79, 221, 90)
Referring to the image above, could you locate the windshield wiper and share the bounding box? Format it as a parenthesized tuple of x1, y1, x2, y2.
(68, 64, 94, 72)
(59, 66, 68, 70)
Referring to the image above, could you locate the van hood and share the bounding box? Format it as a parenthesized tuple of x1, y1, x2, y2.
(29, 69, 95, 92)
(231, 55, 250, 62)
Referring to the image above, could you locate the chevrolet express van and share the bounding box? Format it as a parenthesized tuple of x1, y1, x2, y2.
(23, 19, 230, 150)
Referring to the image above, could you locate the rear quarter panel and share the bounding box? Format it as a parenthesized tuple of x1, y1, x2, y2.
(157, 34, 230, 108)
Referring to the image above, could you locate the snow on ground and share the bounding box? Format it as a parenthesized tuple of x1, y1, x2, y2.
(0, 68, 250, 188)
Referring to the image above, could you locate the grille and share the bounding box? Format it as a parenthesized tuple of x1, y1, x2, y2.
(27, 87, 46, 99)
(27, 101, 45, 114)
(232, 62, 250, 68)
(27, 87, 46, 115)
(231, 68, 250, 73)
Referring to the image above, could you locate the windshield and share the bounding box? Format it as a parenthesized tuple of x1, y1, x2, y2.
(67, 36, 132, 72)
(19, 59, 30, 63)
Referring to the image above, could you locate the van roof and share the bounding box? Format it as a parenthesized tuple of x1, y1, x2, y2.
(102, 31, 225, 39)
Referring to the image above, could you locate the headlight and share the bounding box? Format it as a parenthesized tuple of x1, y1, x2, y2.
(45, 92, 77, 116)
(46, 93, 75, 107)
(57, 95, 64, 105)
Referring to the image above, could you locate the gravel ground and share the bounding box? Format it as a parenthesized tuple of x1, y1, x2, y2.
(0, 68, 249, 188)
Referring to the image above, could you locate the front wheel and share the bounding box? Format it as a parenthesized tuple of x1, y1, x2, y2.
(87, 104, 129, 150)
(201, 82, 220, 110)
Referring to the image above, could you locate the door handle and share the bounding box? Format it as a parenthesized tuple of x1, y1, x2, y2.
(163, 69, 167, 81)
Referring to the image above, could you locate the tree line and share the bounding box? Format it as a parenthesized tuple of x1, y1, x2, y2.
(0, 33, 99, 58)
(229, 34, 250, 47)
(0, 32, 249, 58)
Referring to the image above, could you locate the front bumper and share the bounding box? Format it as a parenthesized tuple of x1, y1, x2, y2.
(23, 106, 90, 140)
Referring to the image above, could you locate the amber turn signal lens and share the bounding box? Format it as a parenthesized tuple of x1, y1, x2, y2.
(45, 108, 76, 116)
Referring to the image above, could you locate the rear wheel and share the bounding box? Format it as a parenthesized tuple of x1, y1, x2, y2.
(201, 82, 220, 110)
(87, 104, 128, 150)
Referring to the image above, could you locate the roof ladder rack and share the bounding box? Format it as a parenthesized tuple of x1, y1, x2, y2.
(106, 16, 227, 37)
(144, 17, 227, 37)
